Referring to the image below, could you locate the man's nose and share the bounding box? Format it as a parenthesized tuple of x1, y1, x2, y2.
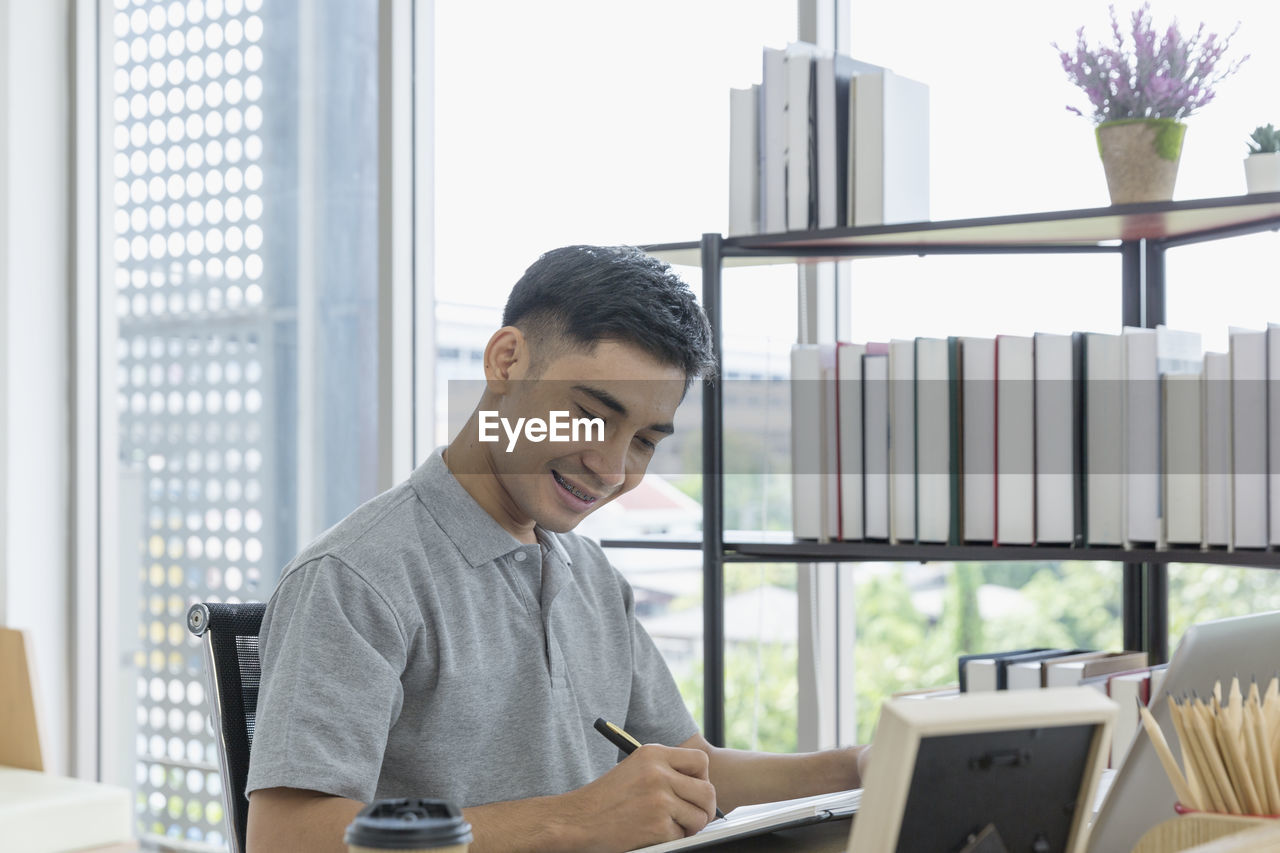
(583, 440, 627, 490)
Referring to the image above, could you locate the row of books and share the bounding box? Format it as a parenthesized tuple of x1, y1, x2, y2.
(790, 324, 1280, 549)
(952, 647, 1166, 769)
(728, 43, 929, 236)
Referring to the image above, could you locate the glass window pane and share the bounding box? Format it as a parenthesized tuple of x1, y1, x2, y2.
(101, 1, 381, 847)
(853, 561, 1124, 743)
(434, 2, 797, 748)
(1169, 564, 1280, 647)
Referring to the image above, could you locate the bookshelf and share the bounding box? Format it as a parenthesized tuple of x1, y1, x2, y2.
(605, 191, 1280, 747)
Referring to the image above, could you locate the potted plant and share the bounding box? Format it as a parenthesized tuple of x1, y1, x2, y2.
(1245, 124, 1280, 194)
(1055, 3, 1247, 204)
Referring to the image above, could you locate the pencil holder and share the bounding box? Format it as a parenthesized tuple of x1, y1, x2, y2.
(1131, 806, 1280, 853)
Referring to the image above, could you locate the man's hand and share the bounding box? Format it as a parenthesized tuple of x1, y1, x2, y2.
(462, 744, 718, 852)
(558, 743, 719, 848)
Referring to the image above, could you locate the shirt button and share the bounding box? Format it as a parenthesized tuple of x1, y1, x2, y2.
(514, 551, 527, 562)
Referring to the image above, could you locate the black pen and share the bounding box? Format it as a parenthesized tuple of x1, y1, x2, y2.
(593, 717, 725, 820)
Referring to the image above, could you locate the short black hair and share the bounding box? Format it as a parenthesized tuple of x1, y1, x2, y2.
(502, 245, 717, 381)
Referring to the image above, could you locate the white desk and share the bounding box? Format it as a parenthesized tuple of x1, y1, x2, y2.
(0, 766, 133, 853)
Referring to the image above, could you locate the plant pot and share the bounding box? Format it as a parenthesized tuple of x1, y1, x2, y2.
(1095, 118, 1186, 204)
(1244, 152, 1280, 194)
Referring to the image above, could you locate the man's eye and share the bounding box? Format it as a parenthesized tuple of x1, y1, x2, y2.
(635, 435, 656, 451)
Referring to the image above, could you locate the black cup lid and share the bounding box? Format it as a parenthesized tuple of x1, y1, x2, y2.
(344, 798, 473, 849)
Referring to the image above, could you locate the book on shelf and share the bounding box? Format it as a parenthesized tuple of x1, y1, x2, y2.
(959, 336, 995, 543)
(830, 55, 864, 229)
(1070, 662, 1169, 769)
(813, 52, 838, 229)
(998, 648, 1090, 686)
(862, 348, 890, 540)
(1004, 648, 1092, 691)
(1106, 665, 1169, 769)
(759, 46, 787, 234)
(735, 46, 922, 233)
(1154, 328, 1204, 541)
(962, 645, 1090, 691)
(995, 334, 1034, 545)
(1229, 326, 1268, 549)
(1122, 327, 1158, 547)
(1123, 326, 1201, 547)
(849, 67, 930, 227)
(822, 348, 841, 539)
(958, 647, 1049, 693)
(948, 337, 963, 545)
(914, 337, 953, 544)
(1043, 650, 1149, 689)
(1162, 371, 1203, 546)
(1203, 351, 1232, 548)
(783, 321, 1280, 551)
(790, 344, 838, 540)
(837, 342, 866, 541)
(1083, 331, 1124, 546)
(727, 85, 759, 236)
(784, 42, 821, 232)
(889, 339, 916, 544)
(1034, 332, 1079, 545)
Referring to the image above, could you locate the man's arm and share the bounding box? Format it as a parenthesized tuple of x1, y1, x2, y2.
(247, 743, 718, 853)
(247, 788, 366, 853)
(680, 733, 870, 814)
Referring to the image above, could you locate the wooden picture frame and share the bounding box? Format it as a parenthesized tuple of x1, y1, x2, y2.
(848, 687, 1115, 853)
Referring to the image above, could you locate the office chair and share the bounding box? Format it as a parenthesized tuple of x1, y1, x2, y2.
(188, 601, 266, 853)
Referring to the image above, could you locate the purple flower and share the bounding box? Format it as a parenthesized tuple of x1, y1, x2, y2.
(1051, 2, 1247, 123)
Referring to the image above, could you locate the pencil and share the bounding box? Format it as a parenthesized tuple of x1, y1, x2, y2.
(1267, 676, 1280, 759)
(1242, 681, 1271, 813)
(1168, 696, 1206, 811)
(1175, 698, 1227, 813)
(1247, 697, 1280, 815)
(1192, 695, 1243, 814)
(1216, 707, 1265, 815)
(1139, 701, 1196, 809)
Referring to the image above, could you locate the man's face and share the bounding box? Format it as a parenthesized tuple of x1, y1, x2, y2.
(484, 339, 686, 534)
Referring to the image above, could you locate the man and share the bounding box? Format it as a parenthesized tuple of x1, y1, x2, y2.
(245, 246, 868, 852)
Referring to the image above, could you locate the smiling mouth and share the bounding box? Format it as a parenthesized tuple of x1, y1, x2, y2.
(552, 470, 598, 504)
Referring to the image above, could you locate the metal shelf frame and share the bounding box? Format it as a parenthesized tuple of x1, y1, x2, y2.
(625, 192, 1280, 747)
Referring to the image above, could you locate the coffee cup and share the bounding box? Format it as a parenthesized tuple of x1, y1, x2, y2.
(344, 798, 473, 852)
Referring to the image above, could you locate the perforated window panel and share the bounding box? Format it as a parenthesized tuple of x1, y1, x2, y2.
(110, 1, 270, 848)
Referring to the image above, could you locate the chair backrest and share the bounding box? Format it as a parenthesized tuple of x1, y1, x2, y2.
(188, 601, 266, 853)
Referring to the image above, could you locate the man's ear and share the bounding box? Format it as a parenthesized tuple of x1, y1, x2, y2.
(483, 326, 529, 394)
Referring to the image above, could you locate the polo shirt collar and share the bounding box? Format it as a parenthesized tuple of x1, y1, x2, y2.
(412, 447, 573, 569)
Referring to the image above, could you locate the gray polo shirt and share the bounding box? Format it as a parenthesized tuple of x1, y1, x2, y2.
(245, 448, 698, 806)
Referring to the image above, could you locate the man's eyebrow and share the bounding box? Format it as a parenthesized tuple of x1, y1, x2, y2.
(572, 384, 675, 435)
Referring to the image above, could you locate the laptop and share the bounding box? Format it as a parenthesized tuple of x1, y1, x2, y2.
(1086, 610, 1280, 853)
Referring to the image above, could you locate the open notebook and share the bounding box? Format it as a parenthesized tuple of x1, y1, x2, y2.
(629, 788, 861, 853)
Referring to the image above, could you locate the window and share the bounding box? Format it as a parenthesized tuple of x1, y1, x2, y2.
(433, 1, 800, 750)
(99, 0, 388, 846)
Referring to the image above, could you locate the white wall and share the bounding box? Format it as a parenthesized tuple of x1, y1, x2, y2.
(0, 0, 9, 637)
(1, 0, 73, 776)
